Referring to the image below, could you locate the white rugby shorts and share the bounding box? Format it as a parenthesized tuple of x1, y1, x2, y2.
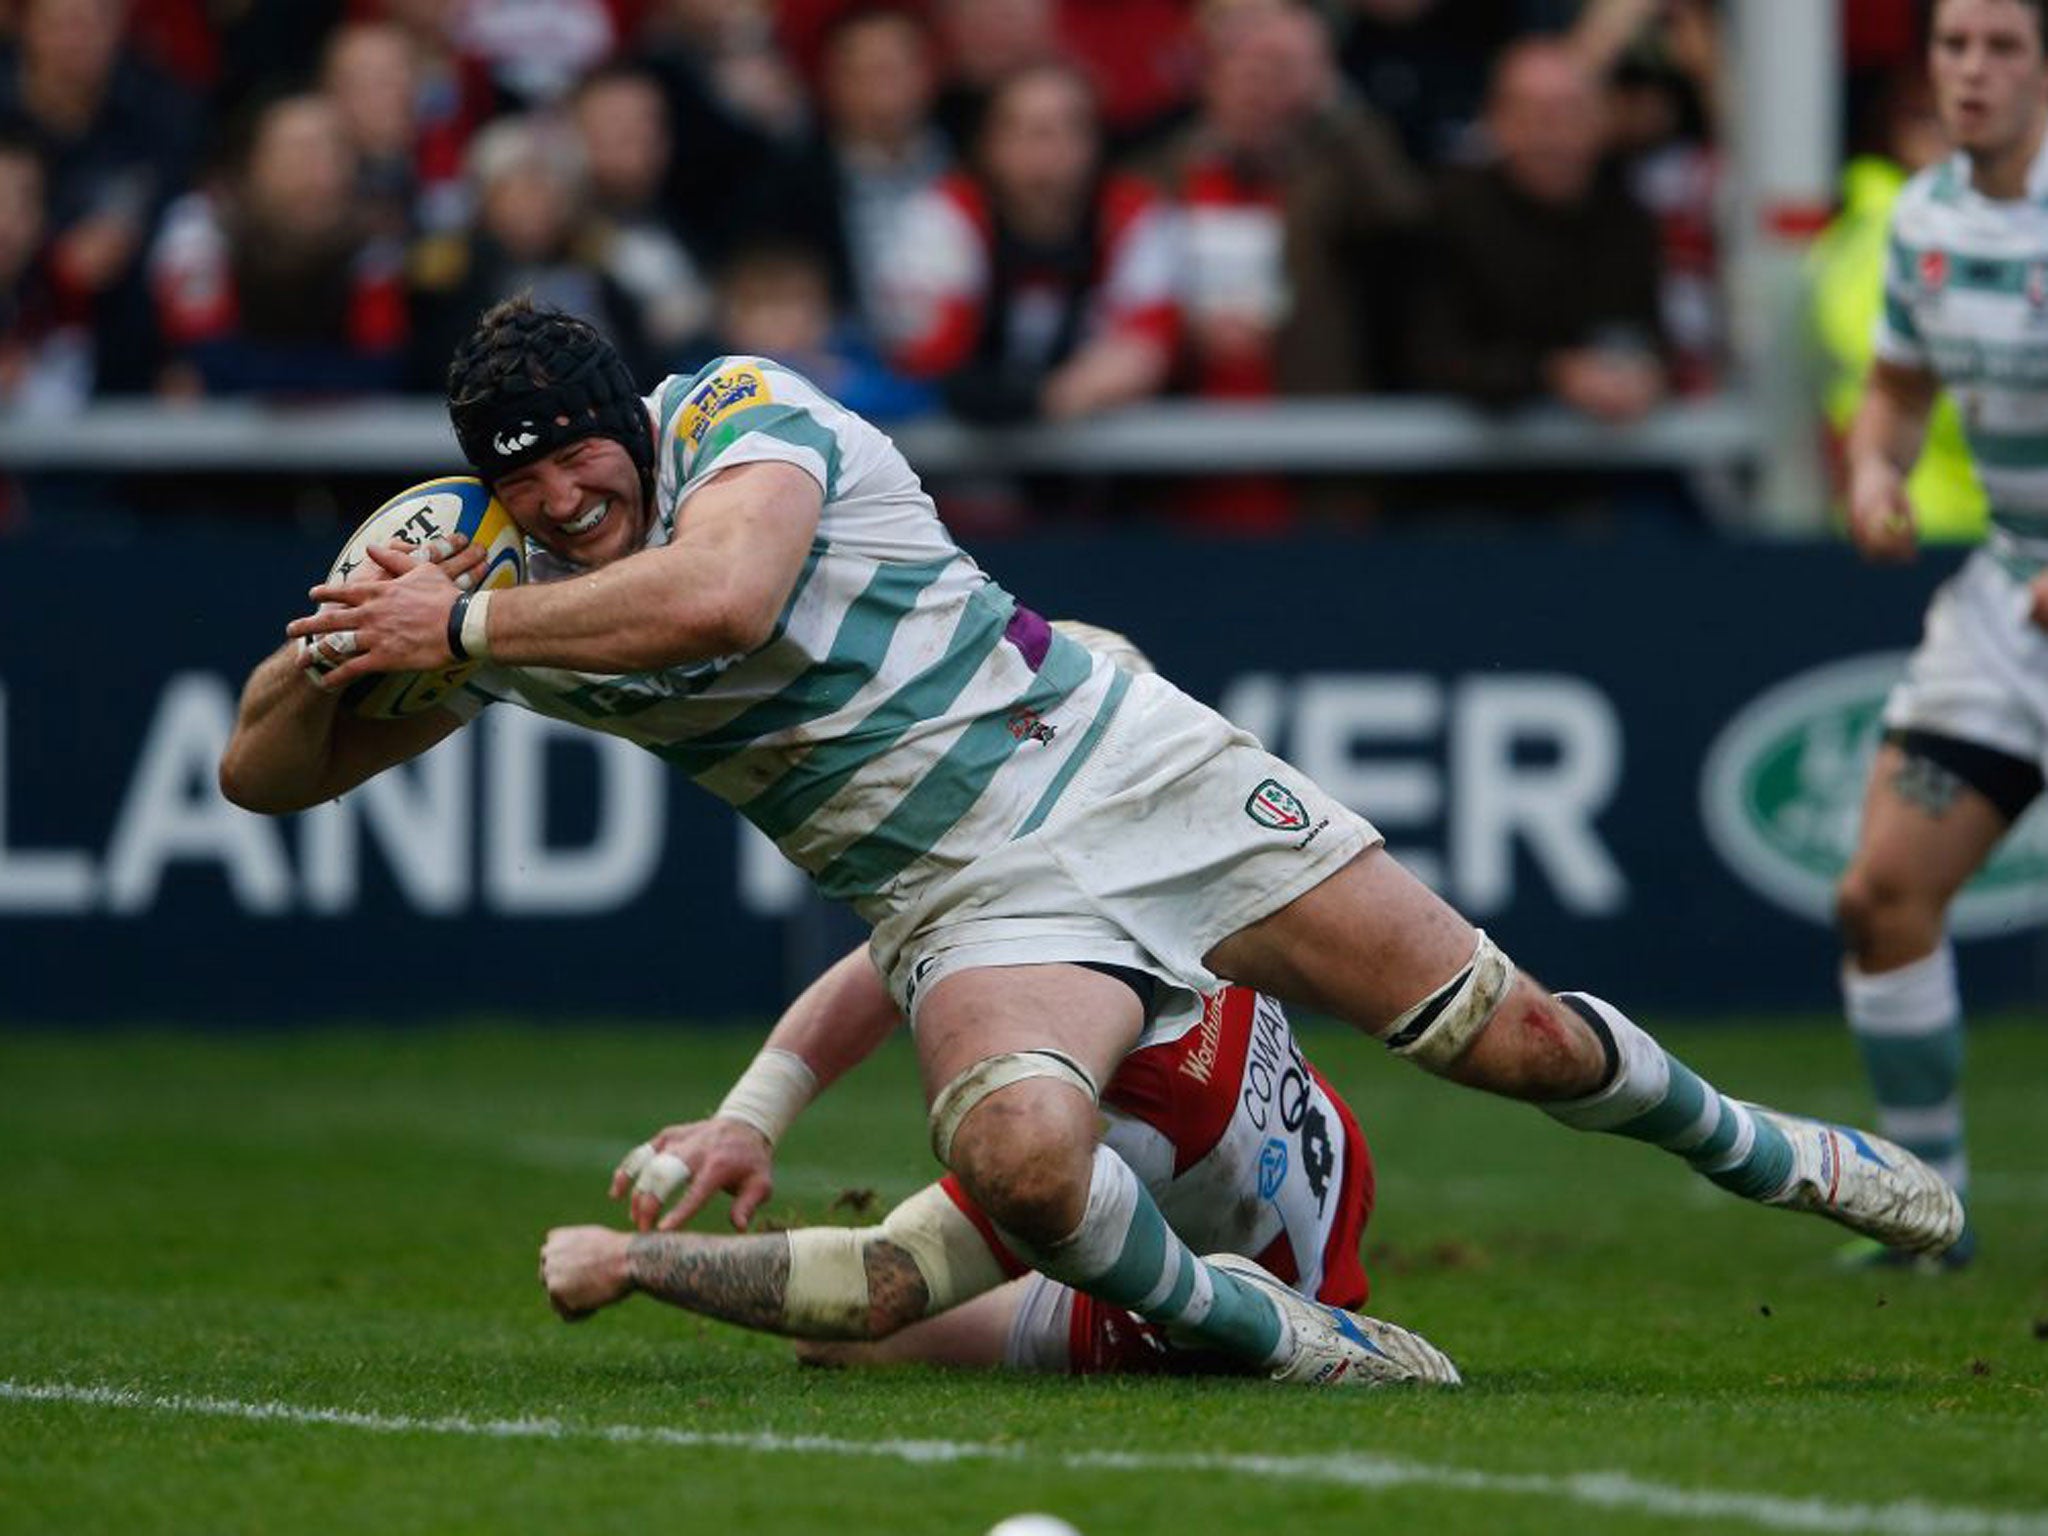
(871, 672, 1378, 1037)
(1884, 548, 2048, 771)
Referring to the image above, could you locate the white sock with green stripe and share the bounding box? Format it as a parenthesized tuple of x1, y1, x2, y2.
(1003, 1145, 1289, 1366)
(1845, 946, 1967, 1195)
(1543, 993, 1795, 1200)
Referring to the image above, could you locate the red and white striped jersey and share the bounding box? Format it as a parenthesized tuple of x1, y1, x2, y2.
(1098, 986, 1372, 1308)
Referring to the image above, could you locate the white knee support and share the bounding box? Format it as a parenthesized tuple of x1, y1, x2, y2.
(781, 1185, 1010, 1338)
(1383, 931, 1515, 1071)
(928, 1048, 1100, 1166)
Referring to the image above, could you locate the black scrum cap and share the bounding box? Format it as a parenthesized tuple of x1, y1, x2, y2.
(446, 297, 655, 494)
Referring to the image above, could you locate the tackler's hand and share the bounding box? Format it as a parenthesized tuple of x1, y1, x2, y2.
(539, 1225, 632, 1321)
(612, 1119, 776, 1234)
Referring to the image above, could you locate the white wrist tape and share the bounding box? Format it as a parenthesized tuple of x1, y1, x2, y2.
(460, 587, 495, 661)
(716, 1048, 817, 1146)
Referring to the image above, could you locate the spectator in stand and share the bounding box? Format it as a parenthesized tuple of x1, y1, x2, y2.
(1053, 0, 1201, 155)
(0, 0, 199, 393)
(702, 239, 935, 422)
(361, 0, 499, 235)
(1156, 0, 1424, 529)
(741, 6, 953, 352)
(148, 92, 408, 397)
(1166, 1, 1422, 402)
(321, 21, 425, 245)
(928, 0, 1062, 152)
(407, 112, 649, 387)
(209, 1, 348, 110)
(1408, 37, 1668, 424)
(570, 60, 715, 367)
(884, 61, 1180, 427)
(1330, 0, 1516, 168)
(453, 0, 623, 110)
(125, 0, 225, 93)
(637, 0, 808, 263)
(781, 0, 1198, 155)
(1, 124, 90, 416)
(1575, 0, 1726, 396)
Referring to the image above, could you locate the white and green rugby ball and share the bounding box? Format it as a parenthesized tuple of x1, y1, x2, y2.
(306, 475, 526, 718)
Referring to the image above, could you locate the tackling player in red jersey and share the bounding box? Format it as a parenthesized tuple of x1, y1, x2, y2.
(540, 973, 1404, 1380)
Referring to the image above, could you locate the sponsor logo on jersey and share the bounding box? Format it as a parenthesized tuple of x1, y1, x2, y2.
(1299, 1103, 1335, 1209)
(1258, 1136, 1289, 1199)
(1699, 652, 2048, 934)
(1177, 993, 1227, 1085)
(2029, 261, 2048, 313)
(679, 365, 770, 449)
(1245, 778, 1310, 831)
(1919, 248, 1949, 295)
(1006, 706, 1056, 745)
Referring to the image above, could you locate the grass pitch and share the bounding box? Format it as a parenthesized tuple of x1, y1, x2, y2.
(2, 1017, 2044, 1536)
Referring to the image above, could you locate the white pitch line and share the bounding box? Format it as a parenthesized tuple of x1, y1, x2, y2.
(4, 1378, 2044, 1536)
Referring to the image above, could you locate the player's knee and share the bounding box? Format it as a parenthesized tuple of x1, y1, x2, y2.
(929, 1050, 1101, 1245)
(1836, 862, 1942, 960)
(946, 1082, 1096, 1245)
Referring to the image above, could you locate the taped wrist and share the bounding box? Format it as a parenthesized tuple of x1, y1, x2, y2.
(459, 588, 495, 662)
(718, 1048, 817, 1147)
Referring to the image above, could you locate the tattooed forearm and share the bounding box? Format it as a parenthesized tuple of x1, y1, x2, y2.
(862, 1240, 931, 1337)
(625, 1232, 791, 1331)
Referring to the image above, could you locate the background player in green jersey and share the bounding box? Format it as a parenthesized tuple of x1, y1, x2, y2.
(1839, 0, 2048, 1267)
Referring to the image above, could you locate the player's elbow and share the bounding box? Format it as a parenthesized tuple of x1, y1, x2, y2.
(707, 590, 781, 656)
(652, 583, 779, 663)
(217, 744, 315, 817)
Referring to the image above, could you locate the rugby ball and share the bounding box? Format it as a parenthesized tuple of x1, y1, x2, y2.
(306, 475, 526, 718)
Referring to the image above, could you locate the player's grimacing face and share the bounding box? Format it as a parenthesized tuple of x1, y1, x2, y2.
(493, 435, 647, 568)
(1929, 0, 2048, 159)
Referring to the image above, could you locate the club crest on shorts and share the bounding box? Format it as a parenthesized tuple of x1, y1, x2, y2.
(1245, 778, 1310, 831)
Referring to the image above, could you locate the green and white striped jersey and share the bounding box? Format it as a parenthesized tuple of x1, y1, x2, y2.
(460, 356, 1127, 923)
(1879, 146, 2048, 574)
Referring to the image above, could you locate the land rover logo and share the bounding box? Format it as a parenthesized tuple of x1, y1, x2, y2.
(1699, 653, 2048, 936)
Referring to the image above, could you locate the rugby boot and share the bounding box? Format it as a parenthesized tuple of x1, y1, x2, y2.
(1205, 1254, 1462, 1387)
(1834, 1222, 1977, 1274)
(1748, 1107, 1966, 1258)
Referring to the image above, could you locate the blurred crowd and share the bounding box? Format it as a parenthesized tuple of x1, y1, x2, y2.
(2, 0, 1959, 536)
(0, 0, 1732, 426)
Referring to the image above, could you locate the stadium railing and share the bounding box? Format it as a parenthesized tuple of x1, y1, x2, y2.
(0, 391, 1766, 497)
